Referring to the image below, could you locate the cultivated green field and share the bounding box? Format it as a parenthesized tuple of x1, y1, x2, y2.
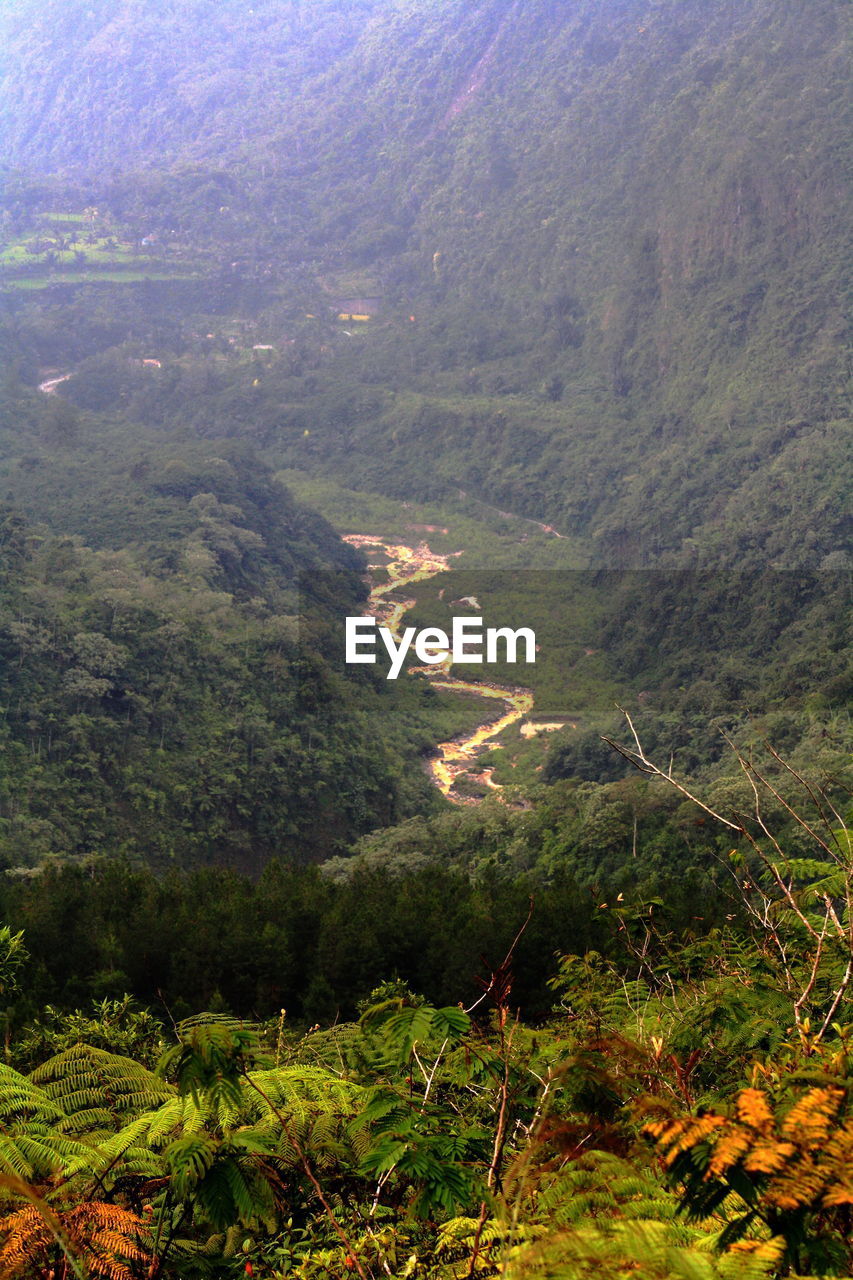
(0, 210, 201, 290)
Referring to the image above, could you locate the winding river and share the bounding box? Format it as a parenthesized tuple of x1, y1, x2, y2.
(34, 376, 537, 802)
(343, 534, 534, 803)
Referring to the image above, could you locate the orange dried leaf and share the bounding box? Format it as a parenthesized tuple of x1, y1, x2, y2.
(743, 1139, 796, 1175)
(708, 1126, 752, 1176)
(735, 1088, 774, 1134)
(781, 1087, 843, 1145)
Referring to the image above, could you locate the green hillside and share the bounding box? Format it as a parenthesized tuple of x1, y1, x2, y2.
(0, 0, 388, 172)
(0, 389, 495, 871)
(3, 0, 849, 567)
(1, 0, 848, 863)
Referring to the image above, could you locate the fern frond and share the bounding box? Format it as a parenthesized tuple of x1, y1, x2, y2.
(0, 1199, 148, 1280)
(780, 1086, 843, 1144)
(506, 1218, 782, 1280)
(437, 1214, 507, 1254)
(31, 1044, 173, 1135)
(0, 1066, 64, 1124)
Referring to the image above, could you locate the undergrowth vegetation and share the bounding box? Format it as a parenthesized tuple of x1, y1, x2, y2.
(0, 748, 849, 1278)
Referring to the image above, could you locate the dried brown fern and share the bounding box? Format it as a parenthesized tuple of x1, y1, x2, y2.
(0, 1199, 148, 1279)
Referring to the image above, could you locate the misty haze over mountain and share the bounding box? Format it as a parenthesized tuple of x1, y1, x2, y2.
(2, 0, 849, 566)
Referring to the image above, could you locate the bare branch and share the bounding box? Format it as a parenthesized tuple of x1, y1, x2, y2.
(747, 754, 836, 860)
(764, 742, 849, 855)
(818, 957, 853, 1041)
(602, 708, 742, 831)
(605, 712, 853, 1046)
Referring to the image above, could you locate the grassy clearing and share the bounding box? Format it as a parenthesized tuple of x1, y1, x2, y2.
(3, 271, 198, 290)
(1, 210, 203, 287)
(319, 267, 381, 296)
(404, 569, 618, 717)
(0, 242, 161, 268)
(275, 469, 587, 568)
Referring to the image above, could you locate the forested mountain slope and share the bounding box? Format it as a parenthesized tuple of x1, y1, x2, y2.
(0, 391, 466, 871)
(2, 0, 849, 567)
(0, 0, 849, 872)
(0, 0, 388, 173)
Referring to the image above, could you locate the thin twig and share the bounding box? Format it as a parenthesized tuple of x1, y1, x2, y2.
(602, 708, 741, 831)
